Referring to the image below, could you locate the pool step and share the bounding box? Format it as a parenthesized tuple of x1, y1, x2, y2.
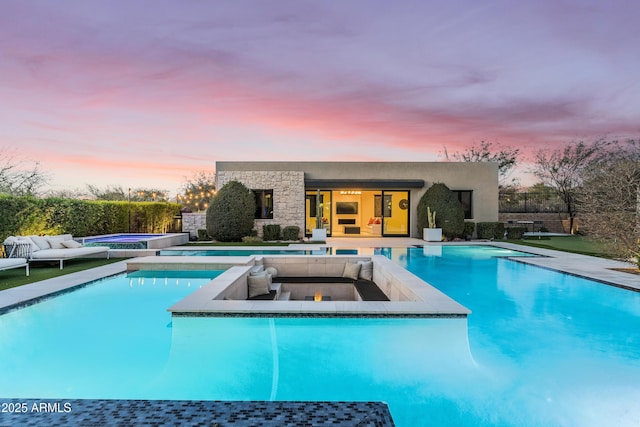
(279, 291, 291, 301)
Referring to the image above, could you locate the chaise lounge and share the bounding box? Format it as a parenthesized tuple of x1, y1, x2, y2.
(3, 234, 110, 270)
(0, 258, 29, 276)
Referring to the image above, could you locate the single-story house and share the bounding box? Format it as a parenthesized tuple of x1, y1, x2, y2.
(215, 161, 498, 239)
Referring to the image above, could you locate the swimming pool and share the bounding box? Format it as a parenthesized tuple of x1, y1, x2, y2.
(1, 246, 639, 426)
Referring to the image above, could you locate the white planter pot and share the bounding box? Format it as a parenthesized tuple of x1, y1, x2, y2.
(423, 228, 442, 242)
(312, 228, 327, 241)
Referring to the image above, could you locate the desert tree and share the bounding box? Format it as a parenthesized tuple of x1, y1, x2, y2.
(0, 148, 49, 196)
(578, 139, 640, 262)
(444, 140, 521, 189)
(87, 185, 168, 202)
(532, 140, 606, 233)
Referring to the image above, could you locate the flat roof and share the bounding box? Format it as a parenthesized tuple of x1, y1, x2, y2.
(305, 178, 424, 189)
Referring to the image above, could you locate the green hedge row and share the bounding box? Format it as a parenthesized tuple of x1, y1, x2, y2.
(0, 195, 181, 240)
(262, 224, 301, 241)
(476, 222, 506, 240)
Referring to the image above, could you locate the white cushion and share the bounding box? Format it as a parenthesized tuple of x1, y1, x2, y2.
(61, 240, 84, 249)
(17, 237, 40, 253)
(29, 235, 50, 250)
(358, 261, 373, 280)
(46, 237, 66, 249)
(247, 273, 271, 298)
(265, 266, 278, 278)
(342, 262, 362, 280)
(3, 236, 17, 245)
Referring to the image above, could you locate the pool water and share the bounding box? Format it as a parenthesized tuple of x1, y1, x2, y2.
(1, 246, 639, 426)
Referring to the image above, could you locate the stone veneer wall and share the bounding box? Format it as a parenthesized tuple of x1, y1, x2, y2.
(217, 170, 306, 238)
(182, 212, 207, 239)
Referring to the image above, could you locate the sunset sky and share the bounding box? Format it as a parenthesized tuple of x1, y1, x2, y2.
(2, 0, 639, 196)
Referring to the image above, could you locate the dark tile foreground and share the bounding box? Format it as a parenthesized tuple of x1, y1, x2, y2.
(0, 399, 395, 427)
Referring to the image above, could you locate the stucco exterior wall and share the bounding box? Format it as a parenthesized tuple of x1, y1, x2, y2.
(216, 162, 498, 238)
(216, 170, 306, 237)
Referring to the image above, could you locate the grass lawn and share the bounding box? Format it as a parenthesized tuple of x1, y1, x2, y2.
(0, 258, 125, 291)
(502, 235, 610, 258)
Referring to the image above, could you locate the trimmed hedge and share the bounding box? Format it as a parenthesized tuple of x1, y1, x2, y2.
(263, 224, 282, 241)
(416, 183, 465, 239)
(282, 226, 300, 241)
(506, 226, 526, 239)
(0, 195, 180, 240)
(206, 180, 255, 242)
(463, 221, 476, 238)
(476, 222, 506, 239)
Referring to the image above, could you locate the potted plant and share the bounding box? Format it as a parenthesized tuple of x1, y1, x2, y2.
(423, 206, 442, 242)
(311, 190, 327, 241)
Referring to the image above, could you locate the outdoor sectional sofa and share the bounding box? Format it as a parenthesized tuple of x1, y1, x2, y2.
(3, 234, 110, 269)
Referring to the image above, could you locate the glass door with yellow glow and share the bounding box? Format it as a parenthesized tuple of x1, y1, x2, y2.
(305, 190, 332, 237)
(382, 191, 409, 236)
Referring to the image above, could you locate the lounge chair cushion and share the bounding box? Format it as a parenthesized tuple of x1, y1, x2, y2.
(357, 261, 373, 280)
(342, 262, 362, 280)
(248, 273, 272, 298)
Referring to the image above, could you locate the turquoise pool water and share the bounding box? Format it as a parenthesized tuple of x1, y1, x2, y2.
(1, 246, 639, 426)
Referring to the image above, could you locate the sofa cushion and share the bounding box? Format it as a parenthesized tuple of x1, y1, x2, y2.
(342, 262, 362, 280)
(17, 237, 40, 253)
(358, 260, 373, 280)
(29, 235, 50, 251)
(247, 273, 272, 298)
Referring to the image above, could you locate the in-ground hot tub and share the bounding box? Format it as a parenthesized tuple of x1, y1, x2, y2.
(80, 233, 189, 250)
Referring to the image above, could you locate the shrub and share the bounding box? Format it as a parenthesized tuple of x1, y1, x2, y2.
(197, 229, 210, 241)
(262, 224, 282, 241)
(242, 235, 263, 243)
(494, 222, 505, 239)
(416, 183, 465, 239)
(206, 180, 255, 242)
(506, 226, 526, 239)
(282, 226, 300, 241)
(476, 222, 496, 239)
(463, 221, 476, 238)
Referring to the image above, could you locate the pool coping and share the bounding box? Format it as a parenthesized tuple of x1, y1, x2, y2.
(163, 255, 471, 318)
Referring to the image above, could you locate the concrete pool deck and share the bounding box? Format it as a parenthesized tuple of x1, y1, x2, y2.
(0, 238, 638, 313)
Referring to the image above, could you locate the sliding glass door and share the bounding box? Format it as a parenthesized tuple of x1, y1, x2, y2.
(382, 191, 409, 236)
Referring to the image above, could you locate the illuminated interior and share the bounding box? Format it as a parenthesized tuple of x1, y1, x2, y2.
(305, 189, 409, 237)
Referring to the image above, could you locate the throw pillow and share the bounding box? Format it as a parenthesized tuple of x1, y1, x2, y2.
(265, 266, 278, 278)
(358, 260, 373, 280)
(61, 240, 84, 249)
(247, 273, 271, 298)
(342, 262, 362, 280)
(29, 235, 50, 250)
(46, 237, 66, 249)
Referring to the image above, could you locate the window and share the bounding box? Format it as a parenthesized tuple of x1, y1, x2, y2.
(453, 190, 473, 219)
(253, 190, 273, 219)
